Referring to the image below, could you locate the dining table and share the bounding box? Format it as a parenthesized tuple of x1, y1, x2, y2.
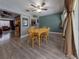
(28, 27, 49, 47)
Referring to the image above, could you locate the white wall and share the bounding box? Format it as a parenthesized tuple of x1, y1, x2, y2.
(20, 14, 32, 38)
(0, 20, 10, 27)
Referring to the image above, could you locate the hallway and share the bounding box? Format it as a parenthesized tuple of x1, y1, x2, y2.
(0, 32, 68, 59)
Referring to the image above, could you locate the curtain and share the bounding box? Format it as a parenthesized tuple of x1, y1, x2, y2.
(64, 0, 74, 57)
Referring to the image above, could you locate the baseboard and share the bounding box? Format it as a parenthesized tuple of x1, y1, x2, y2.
(49, 32, 62, 35)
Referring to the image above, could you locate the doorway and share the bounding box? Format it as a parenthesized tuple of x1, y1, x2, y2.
(0, 9, 21, 38)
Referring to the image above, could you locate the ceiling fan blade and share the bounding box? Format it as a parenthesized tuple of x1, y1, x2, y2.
(41, 2, 45, 7)
(32, 10, 36, 12)
(26, 10, 30, 12)
(42, 8, 47, 10)
(31, 4, 37, 8)
(26, 9, 36, 12)
(41, 0, 46, 7)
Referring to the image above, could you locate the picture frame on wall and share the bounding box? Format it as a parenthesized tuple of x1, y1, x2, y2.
(22, 18, 28, 26)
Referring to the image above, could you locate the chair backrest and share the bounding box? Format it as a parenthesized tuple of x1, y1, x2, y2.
(27, 27, 38, 38)
(48, 27, 50, 33)
(40, 27, 50, 37)
(42, 27, 50, 33)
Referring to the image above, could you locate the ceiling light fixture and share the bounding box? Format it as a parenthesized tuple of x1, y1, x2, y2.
(37, 9, 42, 12)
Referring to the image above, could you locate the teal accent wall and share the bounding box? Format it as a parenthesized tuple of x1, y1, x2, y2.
(39, 13, 61, 32)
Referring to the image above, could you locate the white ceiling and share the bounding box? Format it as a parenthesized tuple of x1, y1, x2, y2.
(0, 0, 65, 16)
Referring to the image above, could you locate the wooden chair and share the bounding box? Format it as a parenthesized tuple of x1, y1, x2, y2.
(40, 28, 50, 44)
(27, 28, 38, 48)
(31, 32, 38, 48)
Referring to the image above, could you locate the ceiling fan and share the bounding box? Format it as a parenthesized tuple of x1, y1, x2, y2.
(26, 0, 47, 12)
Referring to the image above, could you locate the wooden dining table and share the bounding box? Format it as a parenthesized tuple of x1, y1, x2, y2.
(28, 28, 49, 47)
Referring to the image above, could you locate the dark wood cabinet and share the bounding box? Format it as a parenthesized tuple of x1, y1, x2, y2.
(15, 16, 21, 37)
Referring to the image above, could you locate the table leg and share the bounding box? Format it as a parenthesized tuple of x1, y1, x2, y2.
(46, 36, 48, 44)
(32, 38, 34, 48)
(39, 35, 41, 47)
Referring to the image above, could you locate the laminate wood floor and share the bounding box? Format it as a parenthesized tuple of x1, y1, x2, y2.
(0, 32, 68, 59)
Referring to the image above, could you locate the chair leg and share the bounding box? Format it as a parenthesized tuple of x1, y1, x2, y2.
(46, 35, 48, 44)
(39, 37, 41, 47)
(32, 38, 34, 48)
